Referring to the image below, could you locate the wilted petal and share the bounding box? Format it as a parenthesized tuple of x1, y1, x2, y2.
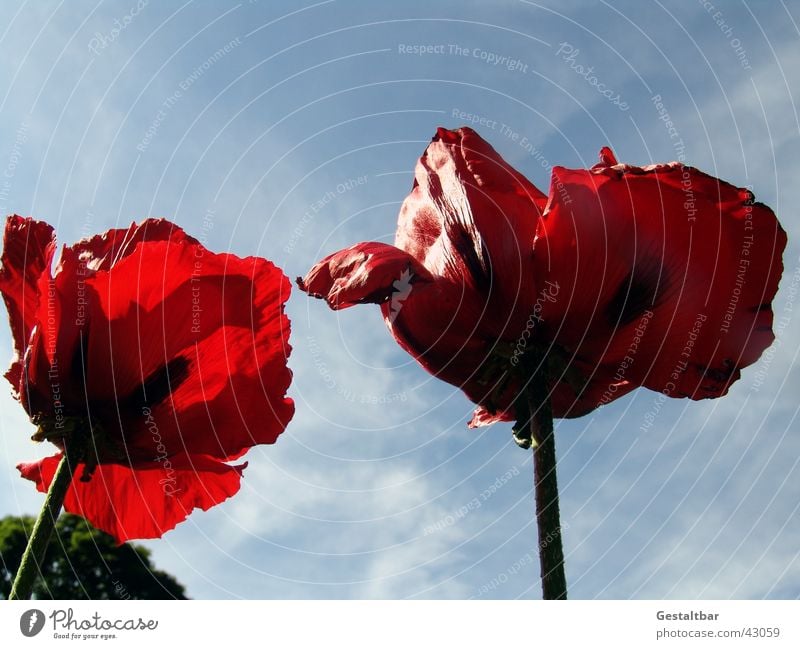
(397, 127, 545, 337)
(298, 242, 433, 310)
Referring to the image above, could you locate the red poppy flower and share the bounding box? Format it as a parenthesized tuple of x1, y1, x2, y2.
(1, 216, 294, 542)
(299, 127, 785, 428)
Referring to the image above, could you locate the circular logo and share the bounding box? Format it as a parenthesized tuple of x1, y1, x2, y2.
(20, 609, 45, 637)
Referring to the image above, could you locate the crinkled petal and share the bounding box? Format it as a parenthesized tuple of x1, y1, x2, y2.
(396, 127, 545, 337)
(58, 218, 197, 275)
(0, 216, 56, 392)
(468, 405, 506, 428)
(535, 149, 786, 400)
(15, 219, 199, 413)
(18, 452, 245, 543)
(82, 242, 294, 461)
(298, 242, 433, 310)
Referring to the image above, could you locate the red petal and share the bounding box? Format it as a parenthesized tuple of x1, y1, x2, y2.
(82, 241, 294, 460)
(18, 452, 245, 543)
(396, 127, 546, 337)
(298, 242, 433, 309)
(135, 264, 294, 460)
(301, 242, 505, 418)
(381, 276, 491, 385)
(0, 216, 56, 392)
(535, 151, 786, 400)
(468, 406, 506, 428)
(16, 219, 199, 413)
(58, 218, 197, 275)
(594, 146, 619, 168)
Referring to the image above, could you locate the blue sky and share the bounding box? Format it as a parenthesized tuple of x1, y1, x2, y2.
(0, 0, 798, 599)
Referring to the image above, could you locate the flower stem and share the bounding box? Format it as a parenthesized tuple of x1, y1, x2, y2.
(9, 440, 79, 600)
(516, 351, 567, 600)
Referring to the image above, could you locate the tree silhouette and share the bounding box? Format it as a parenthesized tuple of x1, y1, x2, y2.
(0, 514, 187, 599)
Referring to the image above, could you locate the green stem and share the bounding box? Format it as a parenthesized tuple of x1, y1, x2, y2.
(9, 440, 79, 600)
(516, 350, 567, 600)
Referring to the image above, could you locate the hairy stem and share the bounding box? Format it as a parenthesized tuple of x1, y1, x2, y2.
(9, 440, 80, 600)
